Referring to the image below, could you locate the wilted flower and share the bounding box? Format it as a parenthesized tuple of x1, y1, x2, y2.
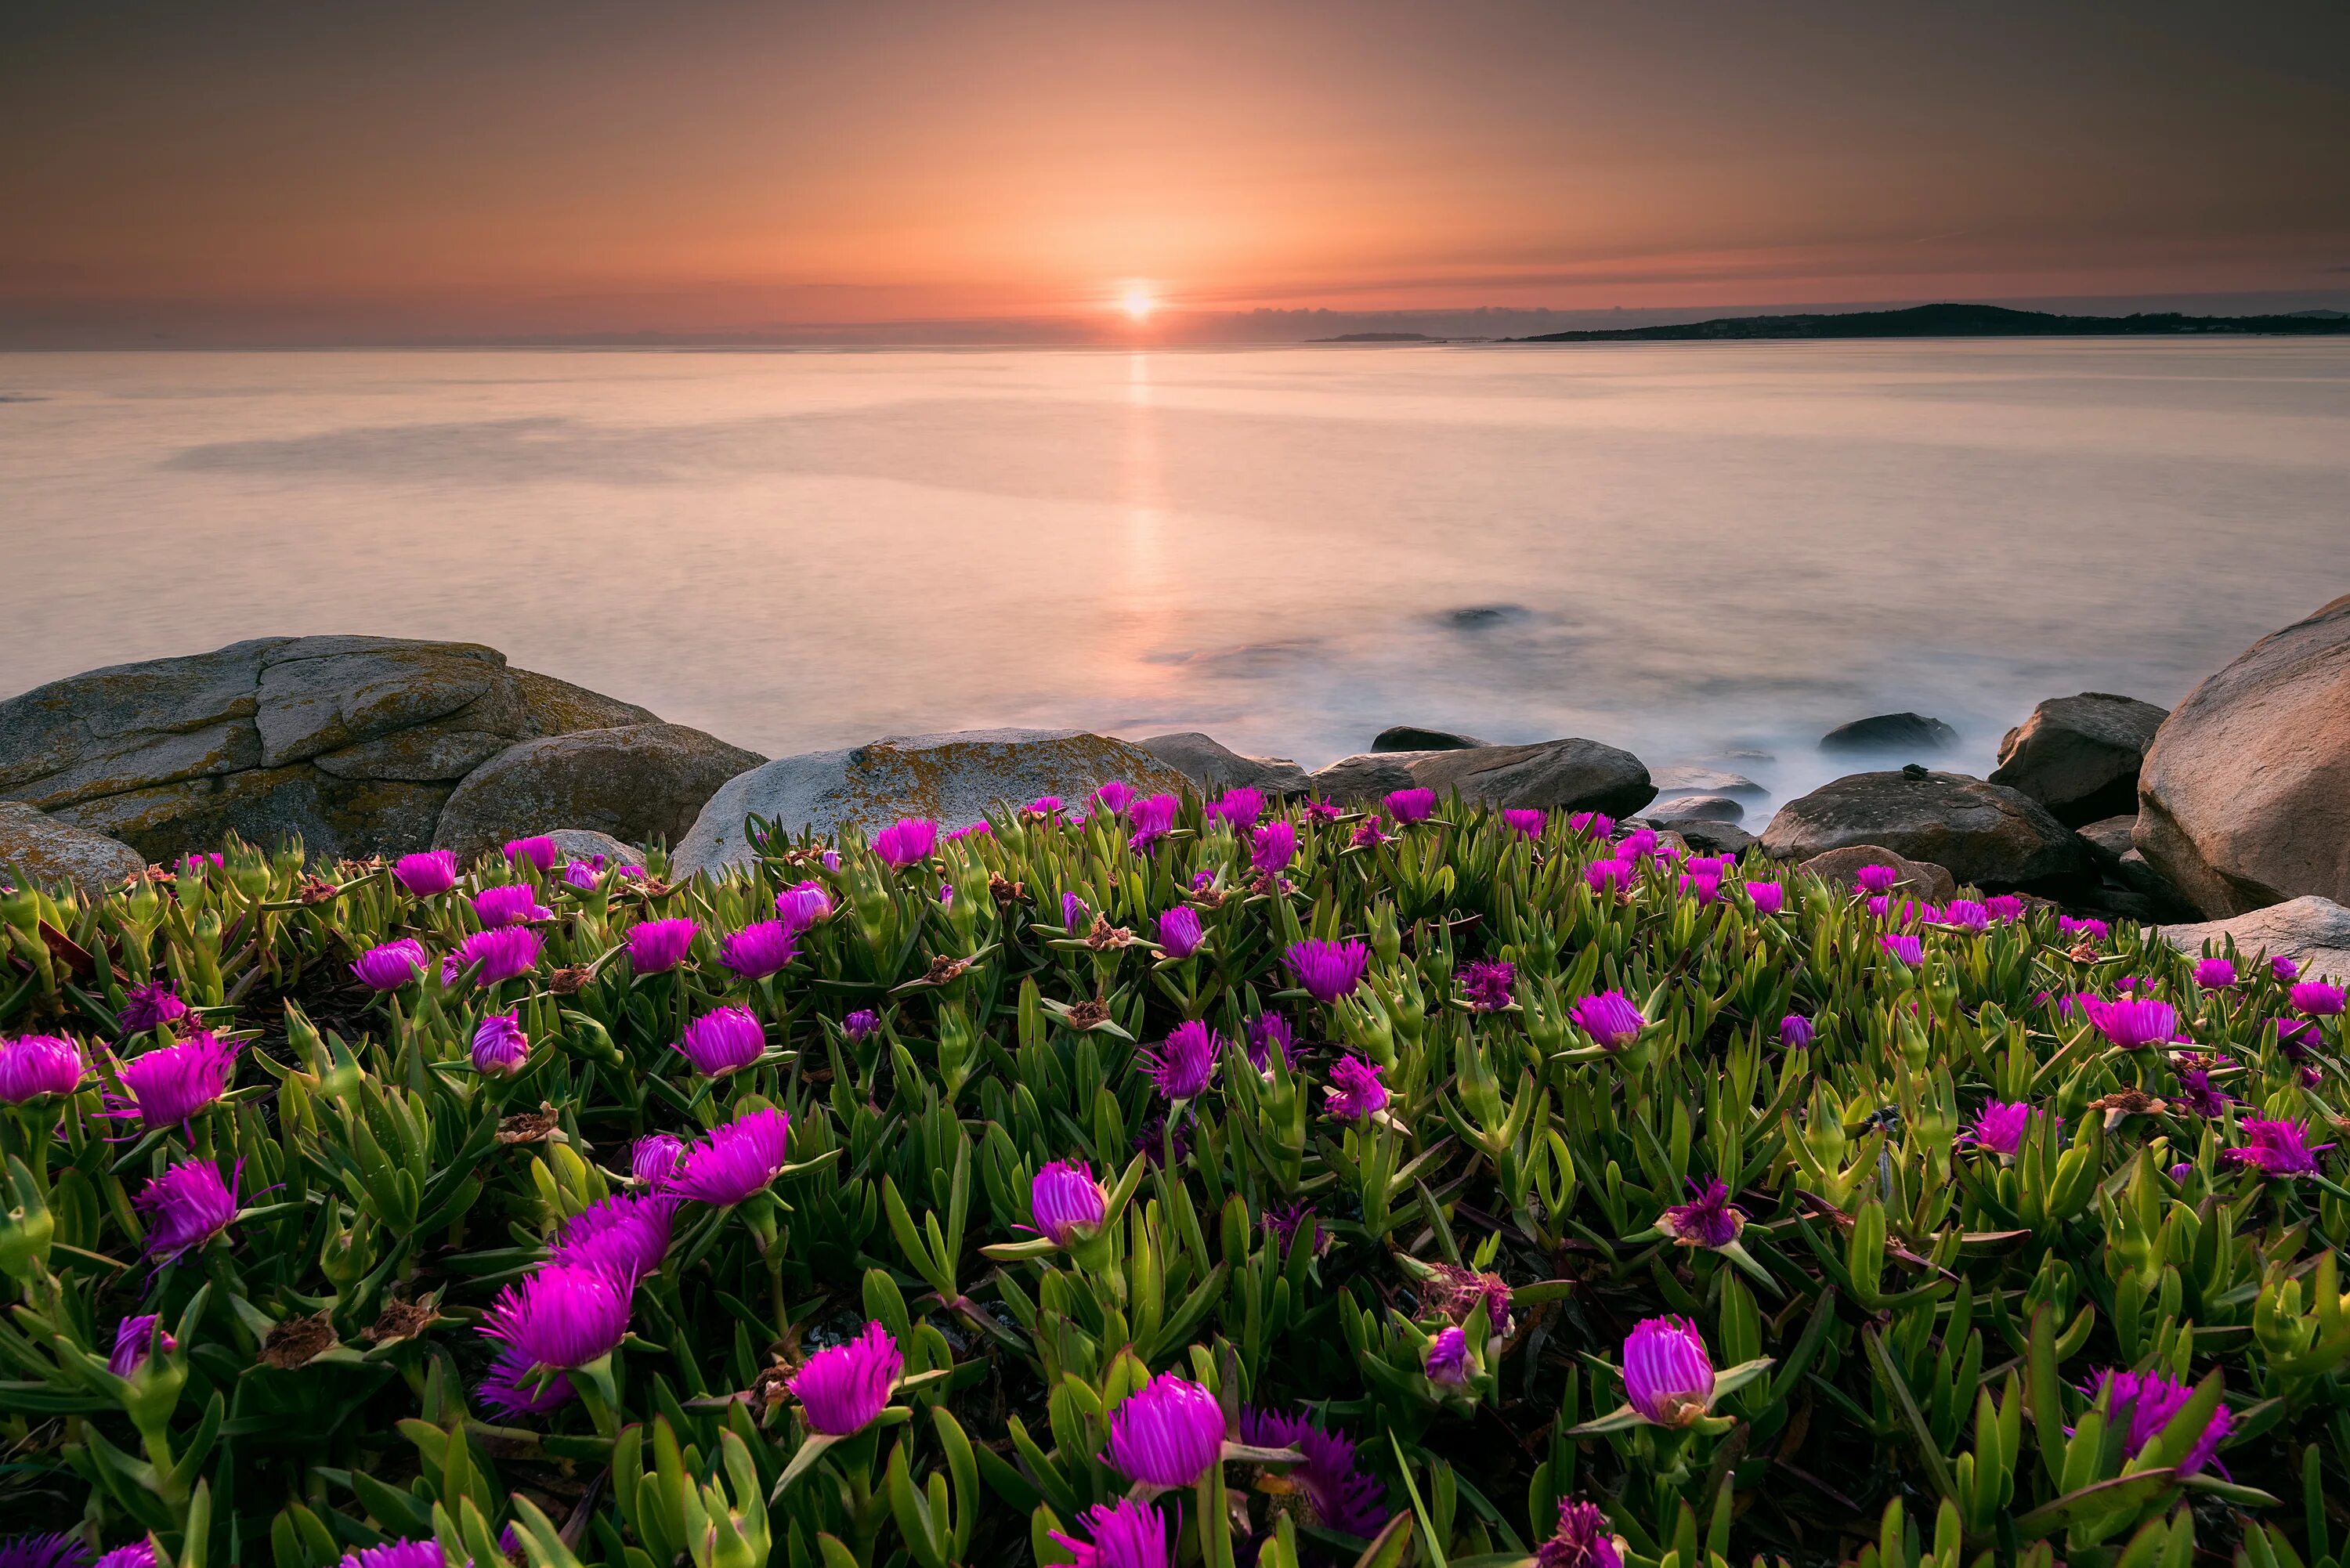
(718, 919, 797, 980)
(1622, 1315, 1716, 1425)
(392, 850, 459, 896)
(1502, 807, 1546, 839)
(2195, 957, 2240, 989)
(1745, 880, 1785, 916)
(1245, 1012, 1293, 1071)
(627, 917, 699, 974)
(1570, 990, 1646, 1050)
(674, 1107, 794, 1205)
(1325, 1055, 1387, 1121)
(446, 927, 542, 985)
(674, 1006, 765, 1077)
(2223, 1118, 2331, 1178)
(1155, 906, 1205, 959)
(1426, 1263, 1513, 1333)
(1142, 1021, 1220, 1100)
(136, 1160, 239, 1263)
(350, 938, 428, 992)
(1385, 787, 1437, 823)
(1349, 814, 1392, 849)
(872, 818, 939, 869)
(1458, 959, 1516, 1012)
(2084, 996, 2178, 1050)
(1779, 1014, 1815, 1050)
(1209, 786, 1266, 830)
(1565, 811, 1613, 839)
(2272, 955, 2301, 982)
(1241, 1407, 1387, 1537)
(2086, 1367, 2232, 1477)
(109, 1032, 237, 1127)
(1250, 820, 1297, 875)
(1658, 1177, 1744, 1248)
(1030, 1160, 1108, 1245)
(1047, 1499, 1170, 1568)
(1126, 794, 1180, 851)
(472, 883, 549, 927)
(107, 1313, 175, 1377)
(775, 880, 831, 932)
(1108, 1373, 1226, 1488)
(0, 1035, 87, 1104)
(119, 982, 188, 1033)
(1965, 1099, 2039, 1155)
(1301, 797, 1341, 822)
(1853, 865, 1900, 895)
(1283, 938, 1370, 1003)
(1585, 858, 1635, 896)
(1879, 933, 1925, 966)
(842, 1009, 880, 1042)
(1425, 1325, 1471, 1386)
(1537, 1500, 1625, 1568)
(2293, 981, 2346, 1017)
(551, 1193, 675, 1278)
(471, 1011, 529, 1076)
(481, 1262, 634, 1374)
(630, 1133, 685, 1187)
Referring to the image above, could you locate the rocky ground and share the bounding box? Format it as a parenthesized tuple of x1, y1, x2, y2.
(6, 594, 2350, 980)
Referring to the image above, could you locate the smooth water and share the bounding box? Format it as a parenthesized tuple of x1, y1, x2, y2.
(3, 341, 2345, 815)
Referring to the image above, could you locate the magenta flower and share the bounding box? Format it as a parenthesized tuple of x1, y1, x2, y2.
(1425, 1325, 1471, 1386)
(1028, 796, 1065, 815)
(0, 1035, 87, 1104)
(1245, 1012, 1293, 1072)
(945, 821, 990, 842)
(1030, 1160, 1108, 1245)
(790, 1321, 901, 1435)
(1061, 892, 1091, 929)
(481, 1262, 634, 1372)
(109, 1032, 237, 1127)
(446, 927, 541, 985)
(2086, 1367, 2232, 1477)
(1585, 858, 1634, 896)
(1679, 871, 1721, 906)
(2195, 957, 2240, 989)
(1622, 1315, 1715, 1425)
(2278, 1017, 2321, 1055)
(843, 1009, 880, 1042)
(674, 1006, 765, 1077)
(1538, 1500, 1625, 1568)
(1879, 933, 1925, 966)
(1301, 798, 1341, 822)
(627, 917, 699, 974)
(94, 1548, 158, 1568)
(2175, 1068, 2231, 1118)
(471, 1011, 529, 1076)
(1325, 1055, 1388, 1122)
(119, 981, 188, 1033)
(1094, 781, 1137, 817)
(1239, 1407, 1388, 1537)
(1141, 1021, 1220, 1100)
(1965, 1099, 2040, 1155)
(1745, 880, 1785, 916)
(718, 920, 798, 980)
(2293, 981, 2346, 1017)
(1282, 938, 1370, 1003)
(392, 850, 459, 897)
(1570, 990, 1647, 1051)
(1984, 894, 2026, 922)
(350, 938, 428, 992)
(136, 1159, 239, 1264)
(551, 1193, 675, 1278)
(1250, 820, 1297, 875)
(1155, 906, 1205, 959)
(775, 880, 832, 932)
(1047, 1498, 1171, 1568)
(560, 858, 602, 891)
(1853, 865, 1900, 895)
(674, 1107, 794, 1205)
(2084, 996, 2176, 1050)
(1126, 794, 1180, 851)
(2223, 1118, 2331, 1178)
(1658, 1177, 1744, 1248)
(2059, 915, 2111, 943)
(1460, 959, 1517, 1012)
(631, 1133, 686, 1187)
(107, 1314, 175, 1377)
(479, 1345, 575, 1417)
(1502, 807, 1546, 839)
(1209, 786, 1266, 830)
(1385, 787, 1437, 824)
(873, 818, 938, 869)
(1350, 814, 1392, 850)
(1108, 1373, 1226, 1488)
(472, 883, 549, 927)
(1565, 811, 1613, 839)
(504, 836, 559, 873)
(2272, 955, 2301, 983)
(1940, 899, 1990, 933)
(0, 1535, 89, 1568)
(1779, 1013, 1814, 1050)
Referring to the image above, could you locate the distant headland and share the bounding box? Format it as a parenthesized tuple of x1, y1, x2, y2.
(1507, 302, 2350, 343)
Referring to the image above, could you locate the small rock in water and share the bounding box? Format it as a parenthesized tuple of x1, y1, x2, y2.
(1646, 794, 1744, 825)
(1442, 604, 1529, 629)
(1372, 725, 1488, 753)
(1650, 765, 1766, 799)
(1818, 713, 1958, 754)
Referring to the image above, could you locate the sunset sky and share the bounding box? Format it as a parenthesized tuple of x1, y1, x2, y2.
(5, 0, 2346, 345)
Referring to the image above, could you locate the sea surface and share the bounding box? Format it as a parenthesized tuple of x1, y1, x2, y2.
(2, 341, 2345, 816)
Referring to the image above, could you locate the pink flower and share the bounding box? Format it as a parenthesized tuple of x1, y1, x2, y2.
(1325, 1055, 1388, 1121)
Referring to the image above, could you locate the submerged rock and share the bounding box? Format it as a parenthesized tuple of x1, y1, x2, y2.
(0, 801, 144, 892)
(1818, 713, 1958, 755)
(2160, 896, 2350, 985)
(1136, 732, 1311, 797)
(2135, 594, 2350, 917)
(1763, 771, 2088, 891)
(673, 728, 1187, 879)
(434, 723, 764, 861)
(1990, 692, 2167, 827)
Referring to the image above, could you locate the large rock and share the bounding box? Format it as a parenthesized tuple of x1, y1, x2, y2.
(546, 828, 641, 866)
(1135, 733, 1311, 797)
(2160, 897, 2350, 985)
(2077, 815, 2138, 860)
(1762, 769, 2090, 891)
(1646, 794, 1744, 825)
(434, 724, 765, 861)
(1819, 713, 1958, 754)
(0, 801, 144, 893)
(674, 728, 1189, 880)
(1795, 844, 1958, 904)
(1372, 725, 1488, 753)
(1309, 753, 1427, 801)
(1313, 739, 1655, 818)
(2135, 596, 2350, 917)
(1989, 692, 2167, 827)
(0, 637, 657, 862)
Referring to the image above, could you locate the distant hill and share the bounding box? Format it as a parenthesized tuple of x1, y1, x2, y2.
(1311, 331, 1440, 342)
(1509, 302, 2350, 343)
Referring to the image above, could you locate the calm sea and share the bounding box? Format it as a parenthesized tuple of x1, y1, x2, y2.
(3, 341, 2345, 814)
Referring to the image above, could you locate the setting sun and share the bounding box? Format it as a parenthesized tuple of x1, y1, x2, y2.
(1119, 285, 1156, 321)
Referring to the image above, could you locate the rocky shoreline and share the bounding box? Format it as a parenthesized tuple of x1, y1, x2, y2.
(6, 595, 2349, 978)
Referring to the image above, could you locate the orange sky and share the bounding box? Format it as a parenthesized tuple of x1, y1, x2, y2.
(4, 0, 2346, 343)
